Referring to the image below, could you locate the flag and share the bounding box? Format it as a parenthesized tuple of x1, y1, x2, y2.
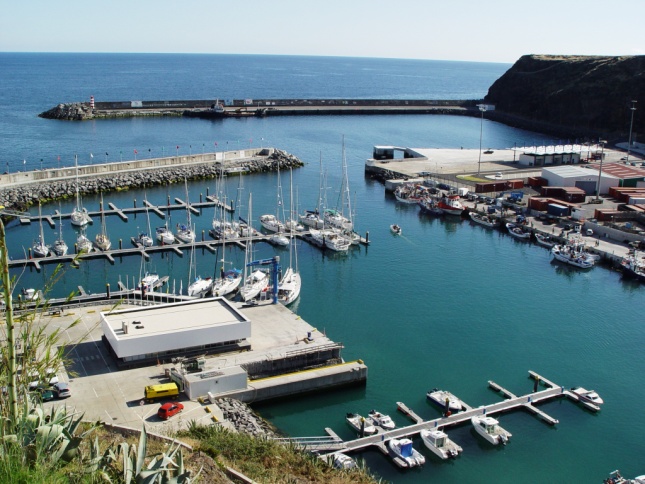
(90, 153, 94, 159)
(214, 141, 218, 146)
(57, 155, 60, 161)
(134, 149, 138, 154)
(23, 159, 26, 165)
(176, 145, 179, 150)
(105, 152, 108, 156)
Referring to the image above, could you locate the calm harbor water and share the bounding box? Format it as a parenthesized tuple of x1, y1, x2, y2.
(2, 54, 644, 483)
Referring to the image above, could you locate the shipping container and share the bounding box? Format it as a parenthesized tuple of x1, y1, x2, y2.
(506, 179, 524, 189)
(528, 176, 548, 187)
(547, 203, 569, 217)
(528, 197, 550, 211)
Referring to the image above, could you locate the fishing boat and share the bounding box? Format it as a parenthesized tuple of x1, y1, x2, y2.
(367, 410, 396, 430)
(471, 416, 511, 445)
(570, 387, 604, 406)
(418, 197, 443, 216)
(534, 232, 555, 248)
(52, 206, 68, 257)
(420, 428, 463, 459)
(70, 154, 91, 227)
(345, 413, 377, 436)
(175, 179, 195, 243)
(426, 389, 464, 413)
(506, 222, 531, 240)
(94, 194, 111, 251)
(437, 193, 464, 216)
(187, 230, 213, 298)
(469, 211, 499, 228)
(331, 453, 357, 470)
(551, 242, 595, 269)
(394, 184, 428, 204)
(621, 251, 645, 282)
(390, 224, 402, 235)
(32, 203, 50, 258)
(388, 438, 426, 468)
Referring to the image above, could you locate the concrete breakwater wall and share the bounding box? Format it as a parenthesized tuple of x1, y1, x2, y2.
(0, 148, 303, 211)
(39, 98, 479, 120)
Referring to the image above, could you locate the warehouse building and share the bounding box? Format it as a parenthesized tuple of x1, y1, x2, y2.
(540, 165, 619, 195)
(101, 299, 251, 369)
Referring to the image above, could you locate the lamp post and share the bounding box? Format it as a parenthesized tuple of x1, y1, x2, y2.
(626, 100, 637, 163)
(595, 139, 607, 201)
(477, 104, 486, 176)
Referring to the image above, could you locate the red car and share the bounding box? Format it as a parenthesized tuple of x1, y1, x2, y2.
(157, 402, 184, 420)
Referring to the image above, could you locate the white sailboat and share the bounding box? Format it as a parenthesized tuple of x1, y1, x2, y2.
(70, 154, 91, 227)
(324, 136, 354, 232)
(32, 203, 49, 258)
(52, 204, 68, 256)
(239, 193, 269, 302)
(94, 193, 111, 251)
(138, 255, 159, 293)
(260, 163, 288, 233)
(176, 179, 196, 243)
(278, 169, 301, 305)
(134, 191, 154, 247)
(76, 226, 93, 254)
(211, 240, 242, 297)
(299, 153, 325, 229)
(187, 227, 213, 298)
(156, 194, 175, 244)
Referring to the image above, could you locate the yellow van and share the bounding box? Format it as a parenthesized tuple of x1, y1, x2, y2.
(144, 383, 179, 402)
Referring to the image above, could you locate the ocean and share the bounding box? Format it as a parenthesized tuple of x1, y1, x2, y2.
(1, 53, 643, 483)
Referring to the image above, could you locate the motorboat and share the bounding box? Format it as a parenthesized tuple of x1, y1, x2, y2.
(604, 469, 645, 484)
(345, 412, 377, 436)
(420, 428, 463, 459)
(331, 453, 357, 470)
(437, 194, 464, 216)
(390, 224, 402, 235)
(426, 389, 464, 413)
(138, 272, 159, 292)
(471, 416, 511, 445)
(388, 438, 426, 468)
(534, 232, 555, 248)
(570, 387, 604, 406)
(368, 410, 396, 430)
(469, 211, 499, 228)
(506, 222, 530, 240)
(551, 243, 595, 269)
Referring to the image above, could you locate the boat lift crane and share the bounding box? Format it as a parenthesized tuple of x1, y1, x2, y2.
(246, 256, 280, 304)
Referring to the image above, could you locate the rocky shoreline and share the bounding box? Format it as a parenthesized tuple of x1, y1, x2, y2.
(0, 149, 303, 212)
(216, 398, 278, 438)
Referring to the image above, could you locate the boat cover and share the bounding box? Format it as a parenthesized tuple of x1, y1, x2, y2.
(400, 440, 413, 457)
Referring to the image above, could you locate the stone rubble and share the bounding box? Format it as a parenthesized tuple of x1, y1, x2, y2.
(216, 398, 277, 438)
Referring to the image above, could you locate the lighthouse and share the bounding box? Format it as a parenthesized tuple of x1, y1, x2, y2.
(90, 95, 95, 109)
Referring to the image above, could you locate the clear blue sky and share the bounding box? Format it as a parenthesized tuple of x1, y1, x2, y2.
(2, 0, 643, 63)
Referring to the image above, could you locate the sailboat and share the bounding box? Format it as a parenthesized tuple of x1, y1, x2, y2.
(138, 255, 159, 292)
(176, 178, 196, 243)
(94, 193, 111, 251)
(156, 189, 175, 244)
(187, 227, 213, 298)
(70, 154, 91, 227)
(260, 163, 287, 233)
(239, 193, 269, 301)
(32, 203, 50, 258)
(211, 241, 242, 297)
(324, 136, 354, 232)
(278, 169, 301, 305)
(76, 225, 93, 254)
(134, 190, 153, 247)
(52, 204, 68, 256)
(299, 153, 325, 229)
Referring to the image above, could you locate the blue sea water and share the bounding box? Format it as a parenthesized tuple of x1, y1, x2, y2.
(1, 53, 644, 483)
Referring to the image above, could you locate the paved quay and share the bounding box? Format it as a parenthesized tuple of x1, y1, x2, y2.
(31, 298, 355, 435)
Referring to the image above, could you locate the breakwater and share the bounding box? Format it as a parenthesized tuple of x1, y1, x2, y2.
(39, 98, 480, 121)
(0, 148, 303, 212)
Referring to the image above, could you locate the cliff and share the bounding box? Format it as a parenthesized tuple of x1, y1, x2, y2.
(484, 55, 644, 139)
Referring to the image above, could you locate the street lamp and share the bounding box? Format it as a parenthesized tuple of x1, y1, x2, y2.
(477, 104, 487, 176)
(626, 100, 637, 163)
(595, 139, 607, 201)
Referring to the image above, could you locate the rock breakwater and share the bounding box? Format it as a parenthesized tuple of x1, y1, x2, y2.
(216, 398, 277, 438)
(0, 149, 303, 212)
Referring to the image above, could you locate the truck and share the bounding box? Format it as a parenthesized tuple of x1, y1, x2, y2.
(458, 187, 469, 197)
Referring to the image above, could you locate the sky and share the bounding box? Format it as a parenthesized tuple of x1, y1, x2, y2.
(1, 0, 643, 63)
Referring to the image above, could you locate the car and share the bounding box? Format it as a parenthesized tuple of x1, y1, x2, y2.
(34, 385, 54, 402)
(52, 382, 71, 399)
(494, 172, 503, 178)
(157, 402, 184, 420)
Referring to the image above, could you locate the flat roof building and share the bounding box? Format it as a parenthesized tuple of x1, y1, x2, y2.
(101, 298, 251, 369)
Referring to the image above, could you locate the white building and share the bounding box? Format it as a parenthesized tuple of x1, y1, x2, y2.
(518, 146, 582, 167)
(540, 165, 619, 195)
(101, 298, 251, 369)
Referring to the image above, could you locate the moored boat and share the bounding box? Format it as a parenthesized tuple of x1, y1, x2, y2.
(621, 251, 645, 282)
(534, 232, 555, 248)
(420, 428, 463, 459)
(506, 222, 530, 240)
(437, 193, 464, 216)
(469, 211, 499, 228)
(426, 388, 464, 413)
(551, 243, 595, 269)
(418, 197, 443, 216)
(368, 410, 396, 430)
(570, 387, 604, 406)
(394, 184, 428, 204)
(331, 453, 357, 470)
(471, 416, 511, 445)
(346, 412, 377, 436)
(388, 438, 426, 468)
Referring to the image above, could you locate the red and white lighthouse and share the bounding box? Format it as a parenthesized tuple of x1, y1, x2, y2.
(90, 95, 95, 109)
